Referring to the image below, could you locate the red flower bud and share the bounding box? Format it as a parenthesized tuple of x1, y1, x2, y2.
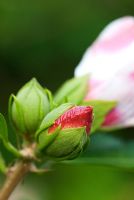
(49, 106, 93, 135)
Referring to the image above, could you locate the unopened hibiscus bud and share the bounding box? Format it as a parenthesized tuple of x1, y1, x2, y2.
(75, 16, 134, 129)
(38, 105, 93, 160)
(10, 78, 50, 136)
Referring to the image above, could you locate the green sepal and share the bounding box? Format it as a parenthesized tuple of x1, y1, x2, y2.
(45, 89, 57, 110)
(0, 113, 8, 142)
(54, 75, 89, 105)
(38, 126, 61, 150)
(8, 94, 22, 149)
(10, 94, 26, 134)
(36, 103, 74, 138)
(45, 127, 87, 159)
(82, 100, 117, 133)
(8, 94, 16, 132)
(0, 154, 7, 174)
(64, 133, 89, 160)
(4, 142, 22, 157)
(0, 113, 21, 157)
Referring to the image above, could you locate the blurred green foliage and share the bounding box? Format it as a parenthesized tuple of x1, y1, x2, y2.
(0, 0, 134, 112)
(7, 165, 134, 200)
(0, 0, 134, 199)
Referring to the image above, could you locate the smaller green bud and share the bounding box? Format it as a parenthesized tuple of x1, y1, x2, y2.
(38, 105, 93, 160)
(10, 78, 50, 136)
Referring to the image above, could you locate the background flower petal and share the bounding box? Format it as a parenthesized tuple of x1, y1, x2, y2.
(75, 16, 134, 128)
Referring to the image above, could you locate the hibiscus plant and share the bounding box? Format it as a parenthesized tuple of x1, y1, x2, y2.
(0, 16, 134, 199)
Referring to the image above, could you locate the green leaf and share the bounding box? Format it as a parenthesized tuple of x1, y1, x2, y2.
(0, 113, 8, 142)
(0, 154, 7, 174)
(54, 75, 89, 105)
(36, 103, 74, 137)
(63, 131, 134, 170)
(82, 100, 117, 133)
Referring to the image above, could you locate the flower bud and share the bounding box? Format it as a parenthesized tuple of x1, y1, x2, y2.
(75, 16, 134, 129)
(10, 78, 50, 136)
(38, 105, 93, 160)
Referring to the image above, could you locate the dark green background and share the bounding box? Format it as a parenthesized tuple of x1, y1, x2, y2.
(0, 0, 134, 199)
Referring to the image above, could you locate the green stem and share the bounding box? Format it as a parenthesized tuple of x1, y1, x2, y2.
(4, 142, 22, 158)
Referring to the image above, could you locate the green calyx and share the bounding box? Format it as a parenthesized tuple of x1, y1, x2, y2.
(10, 78, 50, 136)
(38, 126, 88, 161)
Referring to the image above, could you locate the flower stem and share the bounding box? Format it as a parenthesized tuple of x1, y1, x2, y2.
(0, 161, 30, 200)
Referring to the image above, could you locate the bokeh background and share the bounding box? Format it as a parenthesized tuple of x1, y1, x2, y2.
(0, 0, 134, 199)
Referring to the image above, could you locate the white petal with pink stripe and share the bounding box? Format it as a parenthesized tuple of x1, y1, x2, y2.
(75, 16, 134, 128)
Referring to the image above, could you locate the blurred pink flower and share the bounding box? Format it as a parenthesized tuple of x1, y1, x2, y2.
(75, 16, 134, 128)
